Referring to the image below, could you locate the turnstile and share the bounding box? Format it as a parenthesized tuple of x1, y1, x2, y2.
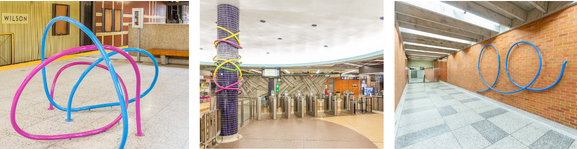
(324, 95, 337, 116)
(348, 96, 357, 115)
(306, 95, 318, 117)
(282, 96, 291, 118)
(342, 94, 351, 111)
(269, 96, 277, 119)
(294, 95, 305, 118)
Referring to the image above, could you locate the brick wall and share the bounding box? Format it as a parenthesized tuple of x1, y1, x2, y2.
(395, 26, 408, 111)
(95, 1, 167, 47)
(435, 60, 447, 82)
(446, 5, 577, 129)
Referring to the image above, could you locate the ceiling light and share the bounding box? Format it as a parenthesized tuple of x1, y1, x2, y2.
(343, 63, 363, 67)
(316, 70, 320, 74)
(343, 70, 357, 74)
(405, 49, 450, 54)
(403, 42, 459, 51)
(251, 69, 261, 73)
(408, 54, 439, 57)
(399, 27, 474, 44)
(284, 69, 290, 73)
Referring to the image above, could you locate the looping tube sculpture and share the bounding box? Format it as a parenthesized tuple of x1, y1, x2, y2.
(213, 26, 243, 95)
(10, 16, 158, 149)
(477, 41, 567, 94)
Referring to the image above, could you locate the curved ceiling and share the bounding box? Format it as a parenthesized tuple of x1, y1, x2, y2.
(199, 0, 384, 66)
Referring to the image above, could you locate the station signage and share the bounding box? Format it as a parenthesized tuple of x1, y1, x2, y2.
(2, 13, 28, 24)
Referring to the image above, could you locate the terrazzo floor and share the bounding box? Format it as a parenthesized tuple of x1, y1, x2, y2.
(214, 108, 382, 149)
(0, 53, 189, 148)
(396, 82, 577, 149)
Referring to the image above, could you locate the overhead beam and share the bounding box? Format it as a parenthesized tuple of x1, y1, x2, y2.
(401, 32, 470, 50)
(398, 21, 477, 42)
(486, 1, 527, 22)
(404, 44, 456, 54)
(442, 1, 512, 27)
(528, 1, 548, 13)
(395, 1, 497, 38)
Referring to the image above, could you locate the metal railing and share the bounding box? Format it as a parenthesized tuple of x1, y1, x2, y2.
(200, 109, 220, 148)
(237, 97, 256, 128)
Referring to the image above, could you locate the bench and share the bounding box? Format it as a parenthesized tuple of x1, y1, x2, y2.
(146, 49, 189, 65)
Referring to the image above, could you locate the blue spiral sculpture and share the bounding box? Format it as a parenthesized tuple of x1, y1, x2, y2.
(477, 41, 567, 94)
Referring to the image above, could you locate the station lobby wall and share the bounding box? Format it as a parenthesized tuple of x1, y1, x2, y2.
(395, 25, 408, 111)
(442, 4, 577, 129)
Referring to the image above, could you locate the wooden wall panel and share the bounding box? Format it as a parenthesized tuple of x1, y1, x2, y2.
(0, 1, 80, 64)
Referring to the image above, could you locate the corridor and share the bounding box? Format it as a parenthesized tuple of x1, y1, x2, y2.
(395, 82, 577, 149)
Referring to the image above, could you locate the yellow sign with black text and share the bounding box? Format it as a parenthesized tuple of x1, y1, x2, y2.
(2, 13, 28, 24)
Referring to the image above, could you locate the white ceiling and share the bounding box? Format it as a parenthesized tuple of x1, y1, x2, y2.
(199, 0, 384, 66)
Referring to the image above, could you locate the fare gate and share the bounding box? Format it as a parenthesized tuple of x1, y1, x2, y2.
(269, 96, 277, 120)
(324, 95, 337, 116)
(343, 93, 351, 111)
(282, 96, 291, 119)
(306, 95, 318, 117)
(294, 95, 305, 118)
(348, 96, 357, 115)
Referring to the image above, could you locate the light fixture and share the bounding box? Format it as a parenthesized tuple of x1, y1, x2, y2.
(343, 70, 357, 74)
(284, 69, 290, 73)
(403, 42, 459, 51)
(251, 69, 262, 73)
(343, 62, 363, 67)
(405, 49, 450, 54)
(316, 70, 320, 74)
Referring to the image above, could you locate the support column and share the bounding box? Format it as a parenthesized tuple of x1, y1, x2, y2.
(215, 1, 241, 142)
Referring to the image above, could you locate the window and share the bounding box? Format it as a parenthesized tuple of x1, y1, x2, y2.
(52, 4, 70, 36)
(103, 8, 123, 32)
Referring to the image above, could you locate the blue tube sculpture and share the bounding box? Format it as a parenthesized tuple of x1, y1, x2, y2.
(477, 41, 567, 94)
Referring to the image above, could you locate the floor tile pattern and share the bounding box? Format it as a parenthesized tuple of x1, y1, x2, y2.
(396, 82, 577, 149)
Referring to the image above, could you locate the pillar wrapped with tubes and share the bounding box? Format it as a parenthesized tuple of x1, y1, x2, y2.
(214, 3, 242, 137)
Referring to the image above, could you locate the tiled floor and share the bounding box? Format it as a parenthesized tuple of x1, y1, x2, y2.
(396, 82, 577, 149)
(0, 53, 189, 148)
(214, 100, 382, 148)
(409, 77, 429, 83)
(214, 113, 378, 148)
(318, 113, 384, 148)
